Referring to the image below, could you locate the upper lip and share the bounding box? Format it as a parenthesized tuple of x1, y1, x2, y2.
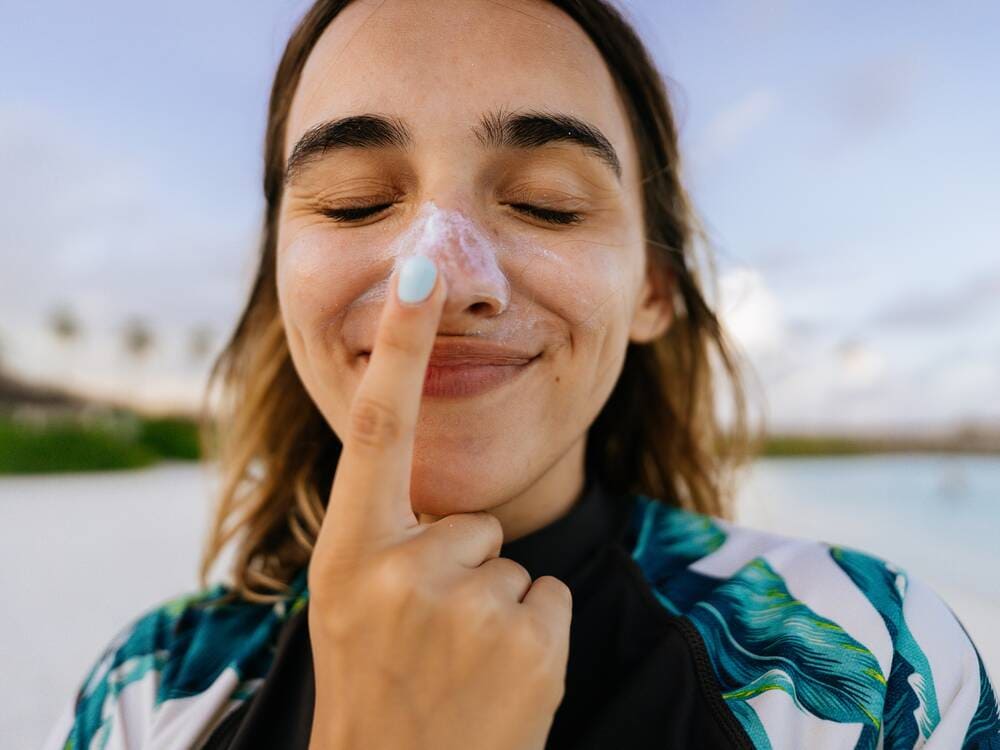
(361, 338, 540, 366)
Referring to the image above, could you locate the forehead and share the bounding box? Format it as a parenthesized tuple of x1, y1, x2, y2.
(285, 0, 636, 176)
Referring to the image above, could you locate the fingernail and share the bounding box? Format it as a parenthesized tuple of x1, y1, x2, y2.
(397, 255, 437, 305)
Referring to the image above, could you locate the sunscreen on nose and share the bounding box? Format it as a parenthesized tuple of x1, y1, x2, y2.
(353, 199, 603, 340)
(391, 201, 510, 312)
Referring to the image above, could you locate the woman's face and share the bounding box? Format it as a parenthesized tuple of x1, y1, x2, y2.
(277, 0, 671, 515)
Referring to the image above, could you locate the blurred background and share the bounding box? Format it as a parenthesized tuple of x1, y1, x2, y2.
(2, 1, 997, 746)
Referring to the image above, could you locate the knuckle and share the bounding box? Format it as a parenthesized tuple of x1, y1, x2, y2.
(371, 553, 418, 599)
(483, 556, 532, 596)
(537, 575, 572, 605)
(308, 564, 366, 640)
(473, 511, 505, 549)
(451, 583, 506, 629)
(506, 559, 534, 590)
(349, 395, 403, 448)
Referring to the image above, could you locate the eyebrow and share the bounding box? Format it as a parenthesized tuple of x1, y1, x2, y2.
(283, 107, 622, 185)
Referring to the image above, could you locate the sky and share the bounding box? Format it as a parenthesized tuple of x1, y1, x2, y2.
(1, 0, 997, 433)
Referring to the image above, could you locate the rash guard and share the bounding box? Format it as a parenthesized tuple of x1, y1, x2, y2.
(44, 477, 1000, 749)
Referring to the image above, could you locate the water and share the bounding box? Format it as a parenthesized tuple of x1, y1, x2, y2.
(735, 454, 1000, 693)
(736, 454, 1000, 600)
(2, 455, 997, 748)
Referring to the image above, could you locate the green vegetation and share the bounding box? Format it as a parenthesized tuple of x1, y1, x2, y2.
(760, 433, 1000, 457)
(761, 435, 872, 457)
(0, 412, 203, 474)
(1, 409, 997, 474)
(137, 416, 202, 460)
(0, 417, 158, 473)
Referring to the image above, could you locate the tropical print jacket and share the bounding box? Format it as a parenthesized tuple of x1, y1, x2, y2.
(44, 494, 1000, 749)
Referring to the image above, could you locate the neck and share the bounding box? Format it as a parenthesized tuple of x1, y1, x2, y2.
(416, 433, 587, 544)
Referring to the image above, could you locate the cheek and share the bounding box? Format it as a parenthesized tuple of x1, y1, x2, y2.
(277, 226, 384, 328)
(276, 227, 384, 417)
(513, 234, 641, 412)
(277, 225, 395, 431)
(512, 234, 636, 345)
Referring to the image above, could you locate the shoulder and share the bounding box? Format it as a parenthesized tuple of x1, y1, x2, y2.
(626, 495, 1000, 748)
(45, 573, 308, 750)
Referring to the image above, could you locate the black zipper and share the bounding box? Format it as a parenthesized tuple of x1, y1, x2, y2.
(613, 546, 755, 750)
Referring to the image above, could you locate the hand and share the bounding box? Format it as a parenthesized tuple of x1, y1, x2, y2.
(307, 255, 572, 750)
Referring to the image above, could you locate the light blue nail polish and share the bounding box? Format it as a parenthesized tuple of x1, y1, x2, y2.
(397, 255, 437, 304)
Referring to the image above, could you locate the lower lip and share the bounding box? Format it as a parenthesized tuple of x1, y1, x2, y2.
(360, 354, 538, 398)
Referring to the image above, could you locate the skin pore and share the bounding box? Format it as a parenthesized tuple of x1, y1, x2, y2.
(276, 0, 673, 543)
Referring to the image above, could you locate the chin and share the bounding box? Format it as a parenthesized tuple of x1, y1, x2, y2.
(408, 453, 517, 517)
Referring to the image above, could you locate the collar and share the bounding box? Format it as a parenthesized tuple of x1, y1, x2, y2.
(498, 475, 636, 583)
(286, 475, 636, 601)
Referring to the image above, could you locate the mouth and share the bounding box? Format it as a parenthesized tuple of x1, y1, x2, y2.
(358, 340, 542, 398)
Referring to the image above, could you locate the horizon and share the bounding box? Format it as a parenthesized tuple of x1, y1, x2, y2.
(1, 0, 997, 431)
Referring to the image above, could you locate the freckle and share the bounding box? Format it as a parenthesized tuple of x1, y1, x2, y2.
(555, 376, 560, 383)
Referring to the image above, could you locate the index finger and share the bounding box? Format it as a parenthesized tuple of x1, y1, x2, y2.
(323, 255, 447, 552)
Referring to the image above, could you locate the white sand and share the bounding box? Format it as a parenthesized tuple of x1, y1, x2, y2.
(3, 459, 997, 748)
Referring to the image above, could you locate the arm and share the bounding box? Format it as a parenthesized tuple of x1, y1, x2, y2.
(40, 615, 159, 750)
(883, 574, 1000, 749)
(40, 697, 75, 750)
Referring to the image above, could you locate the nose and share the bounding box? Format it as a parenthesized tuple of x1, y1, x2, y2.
(408, 202, 510, 322)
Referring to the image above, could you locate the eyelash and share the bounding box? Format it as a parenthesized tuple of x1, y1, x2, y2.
(320, 202, 583, 226)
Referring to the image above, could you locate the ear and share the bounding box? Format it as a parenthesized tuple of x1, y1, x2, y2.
(628, 255, 675, 344)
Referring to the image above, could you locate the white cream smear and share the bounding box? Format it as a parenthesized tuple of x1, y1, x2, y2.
(393, 200, 512, 310)
(346, 200, 619, 349)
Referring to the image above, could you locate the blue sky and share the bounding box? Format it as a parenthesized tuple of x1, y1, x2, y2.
(1, 0, 997, 432)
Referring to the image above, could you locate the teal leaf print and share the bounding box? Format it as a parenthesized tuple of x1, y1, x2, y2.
(629, 498, 889, 748)
(964, 648, 1000, 748)
(67, 578, 302, 750)
(955, 620, 1000, 748)
(729, 698, 773, 750)
(829, 546, 941, 749)
(686, 559, 885, 731)
(630, 496, 727, 585)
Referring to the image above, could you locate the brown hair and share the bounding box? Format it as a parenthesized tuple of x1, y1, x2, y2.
(198, 0, 760, 604)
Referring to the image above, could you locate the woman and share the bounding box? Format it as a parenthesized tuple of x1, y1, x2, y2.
(45, 1, 999, 748)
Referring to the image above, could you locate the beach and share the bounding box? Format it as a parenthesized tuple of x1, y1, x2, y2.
(3, 456, 997, 748)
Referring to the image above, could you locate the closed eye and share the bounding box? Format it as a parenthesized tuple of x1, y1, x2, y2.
(505, 203, 582, 226)
(320, 202, 582, 226)
(320, 202, 397, 223)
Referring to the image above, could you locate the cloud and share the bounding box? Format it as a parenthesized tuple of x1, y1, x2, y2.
(0, 103, 256, 409)
(835, 338, 886, 388)
(833, 52, 920, 135)
(871, 271, 1000, 329)
(691, 87, 779, 167)
(710, 267, 994, 431)
(718, 267, 786, 356)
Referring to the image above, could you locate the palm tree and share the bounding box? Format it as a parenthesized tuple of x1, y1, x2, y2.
(122, 317, 155, 409)
(123, 318, 154, 360)
(188, 324, 215, 364)
(47, 305, 83, 392)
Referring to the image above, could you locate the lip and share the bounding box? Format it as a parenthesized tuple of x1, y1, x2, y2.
(358, 339, 541, 398)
